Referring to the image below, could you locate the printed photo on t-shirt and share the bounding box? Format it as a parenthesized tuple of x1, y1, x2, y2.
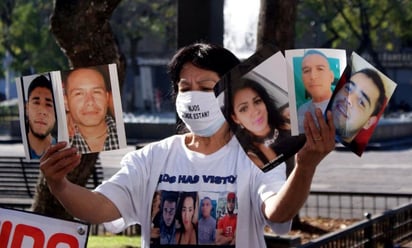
(150, 190, 237, 247)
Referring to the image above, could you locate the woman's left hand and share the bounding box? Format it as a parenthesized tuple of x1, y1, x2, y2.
(297, 108, 335, 167)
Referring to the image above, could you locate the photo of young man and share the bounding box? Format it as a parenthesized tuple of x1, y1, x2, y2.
(326, 52, 397, 156)
(24, 74, 57, 159)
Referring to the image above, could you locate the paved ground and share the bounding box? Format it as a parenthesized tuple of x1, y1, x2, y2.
(312, 147, 412, 194)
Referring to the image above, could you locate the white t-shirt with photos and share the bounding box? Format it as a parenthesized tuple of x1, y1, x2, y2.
(95, 135, 291, 248)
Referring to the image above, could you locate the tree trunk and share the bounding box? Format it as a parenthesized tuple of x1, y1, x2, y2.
(257, 0, 298, 52)
(50, 0, 125, 84)
(32, 0, 125, 220)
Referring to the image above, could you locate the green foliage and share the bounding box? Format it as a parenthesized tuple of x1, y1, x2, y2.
(296, 0, 412, 51)
(393, 0, 412, 46)
(87, 235, 141, 248)
(0, 0, 68, 75)
(111, 0, 176, 55)
(0, 0, 176, 78)
(0, 104, 19, 117)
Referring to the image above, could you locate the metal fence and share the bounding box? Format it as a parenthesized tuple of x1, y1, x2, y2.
(301, 191, 412, 219)
(300, 202, 412, 248)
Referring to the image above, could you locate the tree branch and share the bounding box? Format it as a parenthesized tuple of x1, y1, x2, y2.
(331, 0, 362, 41)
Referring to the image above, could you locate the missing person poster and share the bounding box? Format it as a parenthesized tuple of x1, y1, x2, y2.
(16, 64, 127, 160)
(0, 207, 89, 248)
(214, 44, 306, 172)
(326, 52, 397, 156)
(285, 48, 347, 136)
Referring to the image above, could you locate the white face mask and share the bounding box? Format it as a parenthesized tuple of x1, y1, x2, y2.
(176, 91, 226, 137)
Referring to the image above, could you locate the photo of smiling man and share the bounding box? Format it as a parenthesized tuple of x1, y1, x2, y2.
(61, 64, 126, 154)
(285, 48, 346, 135)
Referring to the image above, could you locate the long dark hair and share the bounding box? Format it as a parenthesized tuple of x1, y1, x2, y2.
(227, 77, 287, 149)
(175, 191, 198, 243)
(229, 78, 286, 131)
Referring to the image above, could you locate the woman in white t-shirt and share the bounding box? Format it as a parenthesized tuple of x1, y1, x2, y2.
(40, 43, 336, 248)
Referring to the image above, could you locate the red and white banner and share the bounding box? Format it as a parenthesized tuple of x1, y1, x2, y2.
(0, 207, 89, 248)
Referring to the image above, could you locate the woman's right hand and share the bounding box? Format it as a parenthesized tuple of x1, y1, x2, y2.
(40, 141, 80, 193)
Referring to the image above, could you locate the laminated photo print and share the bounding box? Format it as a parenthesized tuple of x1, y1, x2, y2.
(326, 52, 397, 156)
(215, 44, 306, 172)
(16, 72, 67, 160)
(59, 64, 127, 154)
(285, 48, 347, 136)
(16, 64, 127, 160)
